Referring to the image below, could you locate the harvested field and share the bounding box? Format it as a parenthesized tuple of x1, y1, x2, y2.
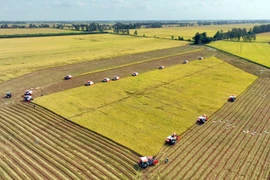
(0, 102, 141, 179)
(145, 77, 270, 180)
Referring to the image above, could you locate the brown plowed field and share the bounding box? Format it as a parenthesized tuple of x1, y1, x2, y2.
(0, 44, 269, 179)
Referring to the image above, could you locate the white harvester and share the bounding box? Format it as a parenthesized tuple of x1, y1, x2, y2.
(102, 78, 110, 82)
(132, 72, 139, 76)
(112, 76, 120, 81)
(85, 80, 94, 86)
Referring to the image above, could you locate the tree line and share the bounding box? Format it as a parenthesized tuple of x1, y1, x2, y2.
(193, 23, 270, 44)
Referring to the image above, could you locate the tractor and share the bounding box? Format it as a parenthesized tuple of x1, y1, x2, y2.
(159, 65, 164, 69)
(183, 60, 188, 64)
(228, 95, 236, 102)
(24, 95, 33, 102)
(64, 75, 72, 80)
(102, 78, 110, 82)
(166, 132, 180, 145)
(6, 92, 12, 98)
(85, 81, 94, 86)
(25, 90, 33, 96)
(112, 76, 120, 81)
(197, 114, 208, 124)
(138, 156, 158, 169)
(132, 72, 139, 76)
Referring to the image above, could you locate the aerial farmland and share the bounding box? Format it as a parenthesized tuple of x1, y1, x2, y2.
(0, 1, 270, 179)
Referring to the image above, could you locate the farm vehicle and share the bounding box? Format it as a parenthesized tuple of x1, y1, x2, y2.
(64, 75, 72, 80)
(139, 156, 158, 169)
(6, 92, 12, 98)
(197, 114, 208, 124)
(102, 78, 110, 82)
(228, 95, 236, 102)
(159, 66, 165, 69)
(132, 72, 139, 76)
(166, 132, 180, 145)
(85, 81, 94, 86)
(112, 76, 120, 81)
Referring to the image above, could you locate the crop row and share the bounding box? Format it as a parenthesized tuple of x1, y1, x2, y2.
(0, 102, 141, 179)
(146, 77, 270, 179)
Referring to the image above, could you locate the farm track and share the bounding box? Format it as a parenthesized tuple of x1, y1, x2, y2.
(0, 102, 141, 179)
(145, 77, 270, 179)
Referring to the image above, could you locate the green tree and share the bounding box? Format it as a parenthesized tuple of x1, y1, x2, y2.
(134, 30, 138, 36)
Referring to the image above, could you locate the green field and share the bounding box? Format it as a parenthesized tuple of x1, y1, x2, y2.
(129, 24, 257, 40)
(35, 57, 257, 155)
(209, 40, 270, 68)
(0, 28, 79, 35)
(0, 34, 187, 82)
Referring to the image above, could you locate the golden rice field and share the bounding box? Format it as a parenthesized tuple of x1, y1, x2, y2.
(0, 28, 77, 35)
(35, 57, 257, 155)
(256, 32, 270, 42)
(130, 24, 257, 40)
(0, 34, 187, 82)
(209, 40, 270, 68)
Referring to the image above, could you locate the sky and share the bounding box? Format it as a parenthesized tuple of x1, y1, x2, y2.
(1, 0, 270, 21)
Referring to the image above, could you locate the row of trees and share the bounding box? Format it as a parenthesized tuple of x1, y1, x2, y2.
(0, 23, 50, 28)
(253, 24, 270, 34)
(213, 28, 256, 41)
(193, 23, 270, 45)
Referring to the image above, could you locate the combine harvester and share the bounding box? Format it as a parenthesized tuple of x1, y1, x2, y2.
(228, 94, 236, 102)
(85, 80, 94, 86)
(159, 65, 165, 69)
(166, 132, 180, 145)
(132, 72, 139, 76)
(197, 114, 208, 124)
(138, 156, 158, 169)
(6, 92, 12, 98)
(102, 78, 110, 82)
(64, 75, 72, 80)
(183, 60, 189, 64)
(112, 76, 120, 81)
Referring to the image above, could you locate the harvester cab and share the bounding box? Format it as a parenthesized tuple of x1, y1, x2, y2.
(139, 156, 158, 169)
(64, 75, 72, 80)
(228, 94, 236, 102)
(102, 78, 110, 82)
(132, 72, 139, 76)
(112, 76, 120, 81)
(6, 92, 12, 98)
(85, 81, 94, 86)
(166, 132, 180, 145)
(197, 114, 208, 124)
